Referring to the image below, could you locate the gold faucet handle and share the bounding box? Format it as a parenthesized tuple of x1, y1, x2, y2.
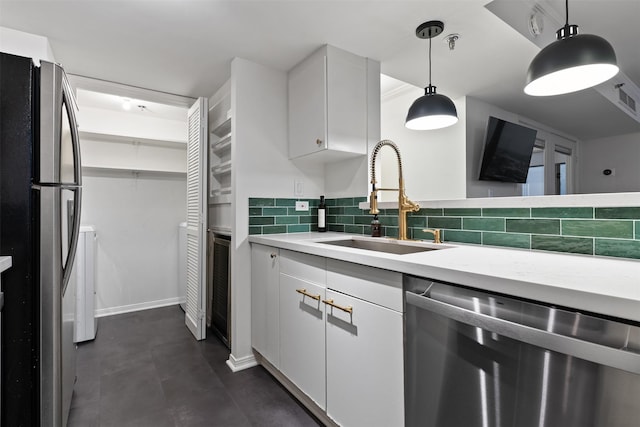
(369, 190, 379, 215)
(422, 228, 442, 244)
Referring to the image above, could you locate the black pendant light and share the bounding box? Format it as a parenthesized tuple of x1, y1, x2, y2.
(524, 0, 618, 96)
(405, 20, 458, 130)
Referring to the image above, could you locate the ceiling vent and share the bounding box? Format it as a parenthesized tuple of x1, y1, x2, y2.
(618, 86, 637, 113)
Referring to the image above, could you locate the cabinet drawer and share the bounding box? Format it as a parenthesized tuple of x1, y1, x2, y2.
(280, 249, 326, 286)
(326, 259, 402, 312)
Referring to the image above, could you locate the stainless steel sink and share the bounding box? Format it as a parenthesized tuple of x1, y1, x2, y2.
(319, 238, 442, 255)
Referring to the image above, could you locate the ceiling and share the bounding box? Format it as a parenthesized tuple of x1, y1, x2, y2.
(1, 0, 639, 140)
(76, 89, 188, 121)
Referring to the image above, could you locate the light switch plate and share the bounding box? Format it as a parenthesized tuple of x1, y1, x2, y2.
(295, 201, 309, 211)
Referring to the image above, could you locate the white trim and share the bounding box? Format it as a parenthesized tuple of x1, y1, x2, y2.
(381, 81, 416, 102)
(226, 353, 258, 372)
(360, 192, 640, 210)
(67, 74, 195, 108)
(95, 297, 184, 318)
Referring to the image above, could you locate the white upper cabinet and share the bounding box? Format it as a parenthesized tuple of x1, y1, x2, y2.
(288, 45, 379, 161)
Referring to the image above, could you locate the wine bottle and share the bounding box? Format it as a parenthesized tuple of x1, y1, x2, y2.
(318, 195, 327, 232)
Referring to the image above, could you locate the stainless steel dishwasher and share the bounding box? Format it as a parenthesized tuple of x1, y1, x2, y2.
(404, 275, 640, 427)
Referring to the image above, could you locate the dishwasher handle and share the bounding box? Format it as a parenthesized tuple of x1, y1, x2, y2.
(406, 291, 640, 375)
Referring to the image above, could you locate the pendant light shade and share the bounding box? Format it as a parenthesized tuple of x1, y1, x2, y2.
(524, 1, 618, 96)
(405, 86, 458, 130)
(405, 20, 458, 130)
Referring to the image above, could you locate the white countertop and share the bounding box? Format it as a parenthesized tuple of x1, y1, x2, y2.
(0, 256, 12, 273)
(249, 232, 640, 322)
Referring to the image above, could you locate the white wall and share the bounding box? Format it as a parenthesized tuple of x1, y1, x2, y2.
(380, 85, 466, 201)
(77, 100, 188, 315)
(81, 173, 186, 315)
(465, 97, 578, 199)
(579, 131, 640, 194)
(230, 57, 324, 367)
(0, 26, 55, 63)
(465, 97, 526, 198)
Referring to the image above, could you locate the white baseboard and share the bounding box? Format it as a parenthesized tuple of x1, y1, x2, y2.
(95, 297, 185, 318)
(226, 353, 258, 372)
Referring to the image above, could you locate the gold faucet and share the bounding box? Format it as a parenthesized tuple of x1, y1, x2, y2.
(422, 228, 442, 244)
(369, 140, 419, 240)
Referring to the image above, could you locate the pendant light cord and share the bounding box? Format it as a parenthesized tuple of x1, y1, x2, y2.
(428, 33, 432, 87)
(565, 0, 569, 26)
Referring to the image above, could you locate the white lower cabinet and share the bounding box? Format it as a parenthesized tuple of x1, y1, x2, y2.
(250, 244, 404, 426)
(325, 289, 404, 427)
(250, 244, 280, 368)
(279, 273, 327, 410)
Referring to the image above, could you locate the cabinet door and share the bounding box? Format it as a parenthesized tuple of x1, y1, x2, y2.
(325, 289, 404, 427)
(325, 45, 367, 155)
(288, 48, 327, 159)
(250, 244, 280, 367)
(279, 273, 326, 410)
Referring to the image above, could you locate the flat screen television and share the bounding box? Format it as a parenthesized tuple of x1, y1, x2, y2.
(478, 116, 538, 183)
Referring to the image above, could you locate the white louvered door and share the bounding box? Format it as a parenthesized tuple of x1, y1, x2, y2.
(185, 97, 208, 340)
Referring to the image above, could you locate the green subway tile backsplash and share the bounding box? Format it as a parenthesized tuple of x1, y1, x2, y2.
(506, 219, 560, 235)
(406, 216, 426, 228)
(249, 198, 275, 207)
(463, 217, 505, 232)
(532, 207, 593, 219)
(595, 239, 640, 259)
(249, 216, 274, 226)
(344, 207, 364, 215)
(531, 235, 594, 255)
(596, 207, 640, 219)
(275, 198, 296, 207)
(428, 217, 462, 229)
(263, 207, 288, 216)
(378, 215, 398, 227)
(483, 232, 530, 249)
(337, 198, 355, 206)
(444, 208, 482, 217)
(483, 208, 530, 217)
(417, 208, 444, 217)
(336, 215, 355, 224)
(287, 224, 310, 233)
(562, 220, 633, 239)
(248, 197, 640, 260)
(344, 225, 366, 234)
(262, 225, 287, 234)
(275, 216, 299, 225)
(355, 215, 373, 225)
(443, 230, 482, 245)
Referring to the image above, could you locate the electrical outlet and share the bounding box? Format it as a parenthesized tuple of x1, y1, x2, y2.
(295, 201, 309, 211)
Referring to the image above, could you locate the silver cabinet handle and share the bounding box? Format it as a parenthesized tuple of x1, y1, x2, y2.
(406, 291, 640, 374)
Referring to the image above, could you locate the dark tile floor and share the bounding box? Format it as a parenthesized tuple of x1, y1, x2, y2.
(68, 305, 322, 427)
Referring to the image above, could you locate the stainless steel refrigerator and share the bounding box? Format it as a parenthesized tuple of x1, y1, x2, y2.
(0, 52, 82, 427)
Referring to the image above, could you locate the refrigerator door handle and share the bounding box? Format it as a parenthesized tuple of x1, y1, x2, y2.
(61, 187, 82, 295)
(61, 70, 82, 187)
